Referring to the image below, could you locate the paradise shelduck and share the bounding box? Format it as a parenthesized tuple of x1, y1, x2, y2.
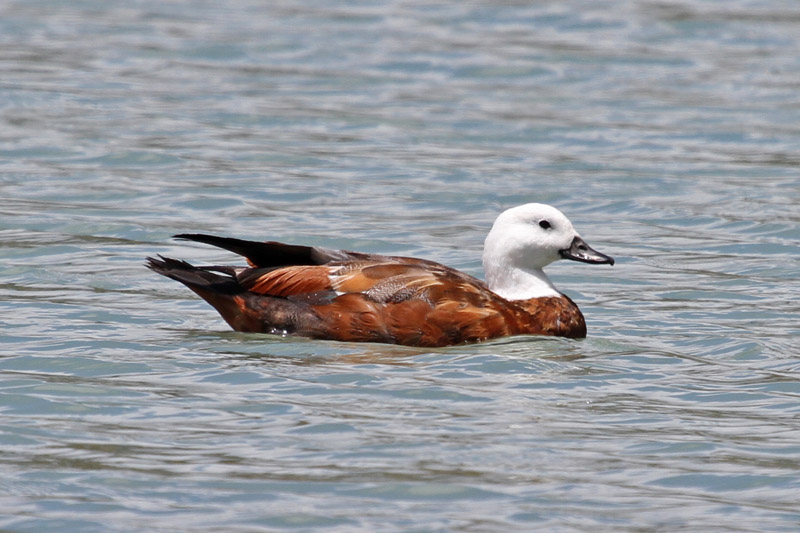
(147, 203, 614, 347)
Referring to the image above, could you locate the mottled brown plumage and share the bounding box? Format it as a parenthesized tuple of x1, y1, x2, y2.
(148, 240, 584, 346)
(146, 204, 613, 347)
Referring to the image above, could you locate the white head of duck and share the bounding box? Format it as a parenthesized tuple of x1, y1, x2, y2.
(483, 203, 614, 301)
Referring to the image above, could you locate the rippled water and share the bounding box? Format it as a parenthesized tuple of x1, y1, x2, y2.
(2, 1, 800, 531)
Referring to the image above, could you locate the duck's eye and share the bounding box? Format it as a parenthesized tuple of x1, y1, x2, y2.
(538, 220, 552, 230)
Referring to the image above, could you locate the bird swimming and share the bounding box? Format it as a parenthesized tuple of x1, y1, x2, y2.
(146, 203, 614, 347)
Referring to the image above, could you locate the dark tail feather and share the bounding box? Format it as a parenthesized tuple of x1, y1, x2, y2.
(173, 234, 320, 268)
(146, 255, 313, 334)
(146, 256, 242, 295)
(147, 255, 259, 330)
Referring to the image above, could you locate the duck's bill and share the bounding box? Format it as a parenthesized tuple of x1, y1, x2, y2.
(559, 236, 615, 265)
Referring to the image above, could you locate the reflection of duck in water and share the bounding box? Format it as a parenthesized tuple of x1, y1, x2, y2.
(147, 204, 614, 347)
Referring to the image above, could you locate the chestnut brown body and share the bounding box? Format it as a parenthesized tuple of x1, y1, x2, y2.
(147, 234, 588, 347)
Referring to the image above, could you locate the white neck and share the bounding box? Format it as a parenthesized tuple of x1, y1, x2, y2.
(484, 263, 561, 300)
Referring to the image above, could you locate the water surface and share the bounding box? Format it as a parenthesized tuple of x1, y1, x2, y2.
(1, 1, 799, 531)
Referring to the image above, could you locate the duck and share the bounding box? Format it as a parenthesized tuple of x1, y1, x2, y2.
(146, 203, 614, 347)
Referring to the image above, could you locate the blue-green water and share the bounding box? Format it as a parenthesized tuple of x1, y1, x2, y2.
(2, 1, 799, 531)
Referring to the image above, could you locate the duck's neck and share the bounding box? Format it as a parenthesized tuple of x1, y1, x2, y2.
(484, 263, 561, 301)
